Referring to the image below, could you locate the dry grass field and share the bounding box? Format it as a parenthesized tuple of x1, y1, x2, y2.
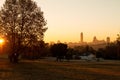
(0, 58, 120, 80)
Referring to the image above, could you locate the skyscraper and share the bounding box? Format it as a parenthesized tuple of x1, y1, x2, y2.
(93, 36, 97, 42)
(106, 37, 110, 43)
(80, 32, 83, 43)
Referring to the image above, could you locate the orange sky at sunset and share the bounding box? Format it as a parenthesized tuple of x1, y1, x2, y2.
(0, 0, 120, 43)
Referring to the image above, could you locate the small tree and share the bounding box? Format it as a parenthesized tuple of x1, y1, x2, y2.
(117, 33, 120, 59)
(50, 43, 68, 61)
(0, 0, 47, 63)
(105, 43, 117, 59)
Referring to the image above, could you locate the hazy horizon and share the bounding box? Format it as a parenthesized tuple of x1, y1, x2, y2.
(0, 0, 120, 43)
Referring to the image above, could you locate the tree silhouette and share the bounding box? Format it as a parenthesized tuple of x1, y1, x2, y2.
(117, 33, 120, 59)
(50, 43, 68, 61)
(105, 43, 117, 59)
(0, 0, 47, 63)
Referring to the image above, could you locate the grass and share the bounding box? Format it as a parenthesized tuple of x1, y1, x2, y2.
(0, 58, 120, 80)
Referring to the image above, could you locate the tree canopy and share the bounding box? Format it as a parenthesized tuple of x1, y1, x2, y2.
(50, 43, 68, 61)
(0, 0, 47, 62)
(0, 0, 47, 48)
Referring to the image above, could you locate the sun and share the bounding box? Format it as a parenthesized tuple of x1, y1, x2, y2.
(0, 38, 4, 44)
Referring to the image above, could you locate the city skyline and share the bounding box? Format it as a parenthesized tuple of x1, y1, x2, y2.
(0, 0, 120, 43)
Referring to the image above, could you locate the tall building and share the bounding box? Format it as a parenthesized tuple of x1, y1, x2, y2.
(106, 37, 110, 43)
(80, 32, 83, 43)
(93, 36, 97, 42)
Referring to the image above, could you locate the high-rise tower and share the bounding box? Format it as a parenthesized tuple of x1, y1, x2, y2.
(106, 37, 110, 43)
(80, 32, 83, 43)
(93, 36, 97, 42)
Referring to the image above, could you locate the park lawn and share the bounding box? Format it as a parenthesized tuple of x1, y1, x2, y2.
(0, 59, 120, 80)
(30, 60, 120, 80)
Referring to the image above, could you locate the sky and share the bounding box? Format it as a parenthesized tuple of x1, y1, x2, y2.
(0, 0, 120, 43)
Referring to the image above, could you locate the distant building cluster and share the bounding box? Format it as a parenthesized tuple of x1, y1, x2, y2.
(49, 32, 111, 50)
(67, 32, 111, 50)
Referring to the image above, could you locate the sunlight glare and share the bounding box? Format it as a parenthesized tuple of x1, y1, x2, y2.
(0, 38, 4, 44)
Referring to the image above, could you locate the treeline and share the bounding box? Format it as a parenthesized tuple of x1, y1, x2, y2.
(2, 35, 120, 61)
(14, 39, 119, 60)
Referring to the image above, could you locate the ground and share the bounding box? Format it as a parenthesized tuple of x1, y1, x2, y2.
(0, 58, 120, 80)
